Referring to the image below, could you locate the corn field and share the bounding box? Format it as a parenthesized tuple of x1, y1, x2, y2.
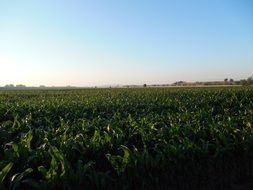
(0, 87, 253, 189)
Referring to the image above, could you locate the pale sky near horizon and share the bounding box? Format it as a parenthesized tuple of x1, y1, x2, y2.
(0, 0, 252, 86)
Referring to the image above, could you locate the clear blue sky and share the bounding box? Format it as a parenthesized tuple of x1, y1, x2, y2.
(0, 0, 252, 86)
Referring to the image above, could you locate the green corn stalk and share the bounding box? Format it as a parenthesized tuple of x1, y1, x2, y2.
(0, 162, 13, 186)
(10, 168, 33, 190)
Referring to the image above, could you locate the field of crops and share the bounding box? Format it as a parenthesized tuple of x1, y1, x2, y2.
(0, 87, 253, 190)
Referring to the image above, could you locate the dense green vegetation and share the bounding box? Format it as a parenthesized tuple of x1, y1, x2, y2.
(0, 87, 253, 190)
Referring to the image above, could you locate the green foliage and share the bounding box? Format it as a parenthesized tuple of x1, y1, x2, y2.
(0, 87, 253, 189)
(0, 163, 13, 186)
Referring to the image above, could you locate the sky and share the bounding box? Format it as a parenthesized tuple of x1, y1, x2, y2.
(0, 0, 252, 86)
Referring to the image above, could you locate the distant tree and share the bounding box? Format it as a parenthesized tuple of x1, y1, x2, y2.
(16, 84, 26, 88)
(224, 78, 228, 82)
(5, 84, 14, 88)
(229, 79, 234, 85)
(143, 84, 147, 88)
(240, 79, 248, 86)
(240, 76, 253, 86)
(247, 76, 253, 85)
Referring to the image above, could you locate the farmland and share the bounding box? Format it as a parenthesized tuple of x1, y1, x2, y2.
(0, 87, 253, 190)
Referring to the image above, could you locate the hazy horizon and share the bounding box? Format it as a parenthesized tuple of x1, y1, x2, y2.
(0, 0, 253, 87)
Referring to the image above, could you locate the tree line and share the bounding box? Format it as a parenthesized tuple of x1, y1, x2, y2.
(240, 76, 253, 86)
